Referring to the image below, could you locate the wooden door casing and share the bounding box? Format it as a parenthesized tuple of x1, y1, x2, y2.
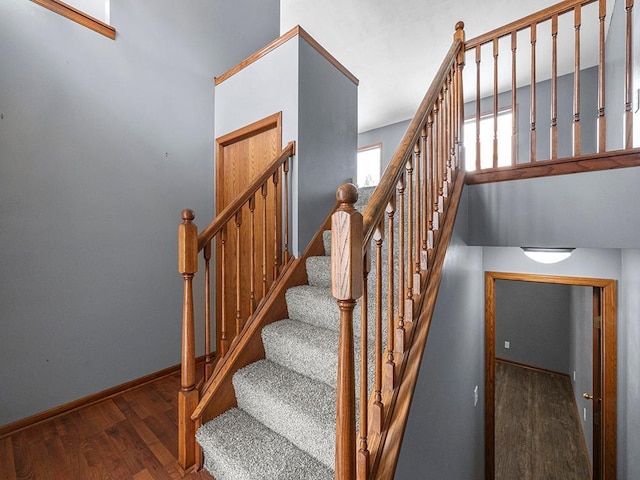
(484, 271, 617, 480)
(215, 112, 282, 354)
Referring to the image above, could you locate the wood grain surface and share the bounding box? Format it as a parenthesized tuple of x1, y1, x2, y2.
(495, 360, 591, 480)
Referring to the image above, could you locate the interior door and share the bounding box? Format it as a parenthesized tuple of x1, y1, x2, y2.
(215, 113, 282, 354)
(591, 287, 603, 479)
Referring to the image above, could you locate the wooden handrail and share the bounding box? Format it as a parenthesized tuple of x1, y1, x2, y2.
(177, 139, 296, 472)
(362, 25, 464, 248)
(464, 0, 597, 49)
(198, 141, 295, 251)
(332, 22, 467, 480)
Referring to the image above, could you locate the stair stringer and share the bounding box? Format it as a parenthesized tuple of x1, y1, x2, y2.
(370, 169, 466, 479)
(189, 201, 337, 471)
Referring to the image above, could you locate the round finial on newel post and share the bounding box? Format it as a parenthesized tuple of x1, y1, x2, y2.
(455, 21, 464, 32)
(336, 183, 359, 210)
(181, 209, 195, 223)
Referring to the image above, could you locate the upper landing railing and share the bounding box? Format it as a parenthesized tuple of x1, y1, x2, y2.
(463, 0, 638, 177)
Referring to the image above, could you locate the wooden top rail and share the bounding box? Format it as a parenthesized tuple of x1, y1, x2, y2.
(197, 141, 295, 251)
(362, 24, 464, 247)
(465, 0, 598, 49)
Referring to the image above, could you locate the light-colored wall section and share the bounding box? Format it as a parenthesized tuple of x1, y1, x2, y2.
(620, 249, 640, 480)
(358, 119, 411, 170)
(396, 189, 485, 479)
(214, 33, 357, 255)
(468, 166, 640, 249)
(569, 285, 593, 463)
(495, 280, 571, 374)
(297, 37, 357, 252)
(0, 0, 279, 426)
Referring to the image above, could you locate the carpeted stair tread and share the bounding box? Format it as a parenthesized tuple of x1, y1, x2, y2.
(286, 284, 384, 340)
(196, 408, 333, 480)
(262, 318, 376, 391)
(232, 359, 336, 470)
(306, 255, 331, 287)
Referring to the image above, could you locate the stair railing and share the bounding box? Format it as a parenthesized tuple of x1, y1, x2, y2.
(177, 140, 295, 472)
(464, 0, 637, 173)
(331, 23, 466, 480)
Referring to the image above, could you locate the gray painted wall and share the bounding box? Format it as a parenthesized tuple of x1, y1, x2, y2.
(396, 188, 485, 479)
(569, 285, 594, 463)
(467, 166, 640, 249)
(620, 249, 640, 480)
(297, 38, 358, 251)
(495, 280, 570, 374)
(0, 0, 279, 425)
(358, 118, 411, 171)
(214, 34, 357, 256)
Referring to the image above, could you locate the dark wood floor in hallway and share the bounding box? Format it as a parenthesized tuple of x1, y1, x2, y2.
(495, 360, 591, 480)
(0, 371, 214, 480)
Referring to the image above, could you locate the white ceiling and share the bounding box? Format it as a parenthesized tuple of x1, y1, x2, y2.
(280, 0, 596, 133)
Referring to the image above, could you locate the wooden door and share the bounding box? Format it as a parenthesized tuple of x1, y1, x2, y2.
(215, 112, 282, 355)
(591, 287, 603, 479)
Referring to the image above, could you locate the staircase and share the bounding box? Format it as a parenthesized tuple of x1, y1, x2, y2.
(195, 188, 376, 480)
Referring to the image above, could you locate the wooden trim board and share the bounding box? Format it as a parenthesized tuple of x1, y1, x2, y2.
(485, 271, 616, 480)
(214, 25, 359, 86)
(32, 0, 116, 39)
(0, 356, 207, 439)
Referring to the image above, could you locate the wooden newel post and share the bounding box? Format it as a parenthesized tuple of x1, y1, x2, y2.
(331, 184, 363, 480)
(178, 209, 199, 471)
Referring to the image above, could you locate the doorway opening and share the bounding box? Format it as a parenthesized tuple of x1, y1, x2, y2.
(485, 271, 616, 479)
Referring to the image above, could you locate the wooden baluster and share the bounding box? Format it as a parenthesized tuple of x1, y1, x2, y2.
(475, 45, 481, 171)
(358, 248, 370, 480)
(220, 225, 229, 356)
(427, 112, 437, 236)
(530, 23, 538, 162)
(511, 31, 518, 165)
(261, 183, 268, 299)
(551, 14, 559, 160)
(413, 140, 422, 290)
(624, 0, 634, 148)
(454, 22, 466, 166)
(573, 6, 582, 156)
(384, 197, 396, 391)
(371, 222, 384, 434)
(249, 195, 256, 315)
(331, 184, 363, 480)
(493, 38, 499, 168)
(178, 209, 198, 470)
(420, 126, 429, 268)
(272, 170, 280, 281)
(204, 240, 213, 380)
(283, 158, 291, 264)
(406, 153, 415, 319)
(437, 92, 445, 200)
(435, 90, 447, 202)
(598, 0, 607, 152)
(396, 176, 406, 354)
(446, 70, 454, 182)
(235, 210, 242, 335)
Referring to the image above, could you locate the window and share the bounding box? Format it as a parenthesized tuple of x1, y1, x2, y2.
(463, 109, 513, 171)
(33, 0, 115, 39)
(357, 144, 382, 188)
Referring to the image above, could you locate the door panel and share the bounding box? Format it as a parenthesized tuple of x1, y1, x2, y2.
(215, 113, 282, 353)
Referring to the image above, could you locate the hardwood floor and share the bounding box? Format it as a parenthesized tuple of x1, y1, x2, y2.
(495, 360, 591, 480)
(0, 371, 214, 480)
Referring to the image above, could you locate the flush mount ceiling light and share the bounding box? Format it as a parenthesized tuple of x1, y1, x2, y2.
(521, 247, 575, 264)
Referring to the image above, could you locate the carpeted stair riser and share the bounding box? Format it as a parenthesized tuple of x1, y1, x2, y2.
(232, 360, 338, 470)
(196, 408, 333, 480)
(262, 318, 377, 392)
